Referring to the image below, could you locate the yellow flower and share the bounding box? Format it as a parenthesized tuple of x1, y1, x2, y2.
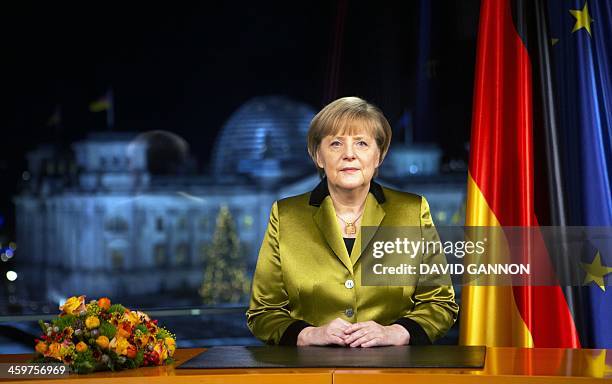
(46, 343, 62, 360)
(125, 311, 140, 326)
(59, 296, 86, 315)
(59, 345, 72, 359)
(63, 326, 74, 338)
(96, 336, 110, 349)
(109, 312, 124, 326)
(85, 316, 100, 329)
(110, 336, 130, 356)
(153, 340, 168, 363)
(75, 341, 88, 353)
(136, 334, 154, 348)
(164, 337, 176, 356)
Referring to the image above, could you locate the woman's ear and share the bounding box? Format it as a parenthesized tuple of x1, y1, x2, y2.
(377, 152, 386, 167)
(315, 150, 325, 169)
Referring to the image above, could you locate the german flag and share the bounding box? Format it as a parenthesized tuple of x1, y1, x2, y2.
(88, 88, 115, 129)
(459, 0, 581, 348)
(89, 92, 111, 112)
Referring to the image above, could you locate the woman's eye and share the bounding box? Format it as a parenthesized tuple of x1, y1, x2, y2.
(331, 141, 341, 147)
(357, 141, 368, 147)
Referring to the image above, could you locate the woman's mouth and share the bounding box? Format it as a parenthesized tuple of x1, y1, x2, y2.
(340, 168, 360, 174)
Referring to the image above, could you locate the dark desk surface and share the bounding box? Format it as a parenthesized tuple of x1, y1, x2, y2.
(0, 347, 611, 383)
(177, 345, 486, 369)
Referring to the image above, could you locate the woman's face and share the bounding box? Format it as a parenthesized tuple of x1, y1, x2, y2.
(316, 130, 381, 191)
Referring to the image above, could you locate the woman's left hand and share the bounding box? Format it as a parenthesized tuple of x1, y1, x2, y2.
(342, 321, 410, 347)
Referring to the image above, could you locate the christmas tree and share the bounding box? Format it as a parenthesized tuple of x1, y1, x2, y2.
(199, 206, 251, 304)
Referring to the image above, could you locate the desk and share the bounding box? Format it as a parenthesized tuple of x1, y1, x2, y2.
(1, 347, 610, 383)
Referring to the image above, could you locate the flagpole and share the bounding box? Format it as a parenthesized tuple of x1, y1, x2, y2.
(107, 88, 114, 130)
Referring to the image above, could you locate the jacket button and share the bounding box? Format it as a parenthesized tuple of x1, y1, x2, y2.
(345, 308, 354, 317)
(344, 279, 354, 289)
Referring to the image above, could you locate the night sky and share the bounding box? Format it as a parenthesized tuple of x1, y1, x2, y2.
(1, 1, 479, 237)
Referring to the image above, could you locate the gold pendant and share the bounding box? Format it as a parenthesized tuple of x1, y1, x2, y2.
(345, 222, 356, 235)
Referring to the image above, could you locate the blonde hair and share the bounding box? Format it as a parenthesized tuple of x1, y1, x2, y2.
(307, 97, 392, 177)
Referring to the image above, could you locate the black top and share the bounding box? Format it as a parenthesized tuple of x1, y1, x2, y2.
(343, 237, 355, 255)
(308, 177, 386, 207)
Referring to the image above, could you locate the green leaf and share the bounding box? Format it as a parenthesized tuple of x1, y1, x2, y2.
(99, 321, 117, 339)
(73, 350, 96, 374)
(52, 314, 76, 331)
(108, 304, 127, 314)
(134, 349, 144, 367)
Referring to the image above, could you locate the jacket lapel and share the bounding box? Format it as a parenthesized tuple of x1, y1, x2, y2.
(350, 193, 386, 265)
(313, 196, 353, 273)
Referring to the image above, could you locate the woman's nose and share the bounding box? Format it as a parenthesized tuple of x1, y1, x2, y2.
(342, 144, 356, 159)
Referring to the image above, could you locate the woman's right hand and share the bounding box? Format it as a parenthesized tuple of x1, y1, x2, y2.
(296, 318, 351, 346)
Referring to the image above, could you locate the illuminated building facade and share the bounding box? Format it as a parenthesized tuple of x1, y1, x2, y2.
(13, 96, 465, 304)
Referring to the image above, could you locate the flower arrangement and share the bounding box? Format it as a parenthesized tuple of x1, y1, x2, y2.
(32, 296, 176, 374)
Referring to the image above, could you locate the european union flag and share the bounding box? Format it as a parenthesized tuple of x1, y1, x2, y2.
(547, 0, 612, 348)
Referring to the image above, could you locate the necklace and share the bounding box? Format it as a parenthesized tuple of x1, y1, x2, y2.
(336, 210, 364, 236)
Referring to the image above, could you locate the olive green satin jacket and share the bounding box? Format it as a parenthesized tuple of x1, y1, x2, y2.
(246, 180, 459, 345)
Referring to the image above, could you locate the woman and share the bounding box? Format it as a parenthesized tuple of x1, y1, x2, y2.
(247, 97, 458, 347)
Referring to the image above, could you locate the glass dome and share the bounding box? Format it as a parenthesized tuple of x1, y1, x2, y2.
(212, 96, 316, 179)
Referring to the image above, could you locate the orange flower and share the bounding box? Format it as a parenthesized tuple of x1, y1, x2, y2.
(46, 343, 62, 360)
(35, 342, 48, 354)
(96, 336, 110, 349)
(117, 322, 132, 339)
(126, 345, 137, 359)
(75, 341, 88, 353)
(97, 297, 111, 311)
(59, 296, 86, 315)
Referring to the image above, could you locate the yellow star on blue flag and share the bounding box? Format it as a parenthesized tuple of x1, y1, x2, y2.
(570, 2, 594, 36)
(581, 251, 612, 292)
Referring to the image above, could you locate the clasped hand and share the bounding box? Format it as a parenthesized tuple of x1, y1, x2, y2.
(297, 318, 410, 347)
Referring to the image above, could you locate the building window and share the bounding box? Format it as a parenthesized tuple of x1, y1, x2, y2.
(105, 216, 128, 233)
(175, 243, 189, 266)
(243, 215, 254, 228)
(111, 250, 124, 270)
(177, 217, 188, 231)
(156, 217, 164, 231)
(154, 244, 166, 266)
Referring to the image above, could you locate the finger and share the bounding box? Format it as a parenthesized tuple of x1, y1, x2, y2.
(343, 322, 368, 334)
(344, 328, 369, 344)
(330, 331, 347, 340)
(329, 335, 348, 346)
(350, 333, 375, 348)
(335, 318, 352, 328)
(360, 338, 382, 348)
(330, 325, 352, 336)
